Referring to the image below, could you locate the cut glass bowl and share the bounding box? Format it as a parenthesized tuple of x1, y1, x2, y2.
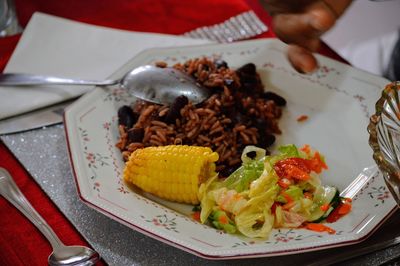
(368, 81, 400, 206)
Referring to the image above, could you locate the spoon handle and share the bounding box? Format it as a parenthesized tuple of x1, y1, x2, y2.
(0, 167, 64, 249)
(0, 73, 118, 86)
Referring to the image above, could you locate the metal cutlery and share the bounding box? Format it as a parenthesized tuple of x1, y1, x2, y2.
(0, 167, 100, 265)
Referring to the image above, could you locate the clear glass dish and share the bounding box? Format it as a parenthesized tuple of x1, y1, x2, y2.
(368, 81, 400, 206)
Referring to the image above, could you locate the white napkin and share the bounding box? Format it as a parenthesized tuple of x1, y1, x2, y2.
(0, 12, 211, 120)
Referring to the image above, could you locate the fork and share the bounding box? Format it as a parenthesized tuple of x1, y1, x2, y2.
(183, 10, 268, 43)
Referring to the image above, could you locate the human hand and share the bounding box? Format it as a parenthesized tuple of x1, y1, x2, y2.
(261, 0, 352, 73)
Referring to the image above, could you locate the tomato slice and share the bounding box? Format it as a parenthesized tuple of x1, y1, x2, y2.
(275, 158, 310, 172)
(326, 200, 352, 223)
(274, 158, 311, 180)
(274, 155, 328, 180)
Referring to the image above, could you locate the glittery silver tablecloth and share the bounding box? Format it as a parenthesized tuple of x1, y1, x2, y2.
(1, 124, 400, 266)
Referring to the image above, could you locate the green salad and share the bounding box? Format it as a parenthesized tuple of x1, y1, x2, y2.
(197, 144, 350, 238)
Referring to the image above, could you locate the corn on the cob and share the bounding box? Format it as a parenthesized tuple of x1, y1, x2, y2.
(123, 145, 219, 204)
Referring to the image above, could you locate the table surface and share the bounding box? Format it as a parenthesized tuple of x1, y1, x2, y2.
(1, 1, 399, 265)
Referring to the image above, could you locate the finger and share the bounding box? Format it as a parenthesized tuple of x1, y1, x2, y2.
(306, 2, 337, 32)
(272, 1, 338, 48)
(321, 0, 353, 18)
(273, 14, 322, 51)
(287, 44, 318, 74)
(261, 0, 316, 15)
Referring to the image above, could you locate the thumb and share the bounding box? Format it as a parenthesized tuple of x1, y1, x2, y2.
(287, 44, 319, 74)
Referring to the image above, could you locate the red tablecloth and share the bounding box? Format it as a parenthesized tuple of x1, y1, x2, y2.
(0, 1, 345, 265)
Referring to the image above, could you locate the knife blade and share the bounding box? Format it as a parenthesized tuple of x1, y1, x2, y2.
(0, 100, 74, 135)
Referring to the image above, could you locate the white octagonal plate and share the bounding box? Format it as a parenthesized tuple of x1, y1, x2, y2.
(64, 39, 397, 259)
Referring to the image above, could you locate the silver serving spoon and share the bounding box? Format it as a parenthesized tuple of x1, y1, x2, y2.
(0, 167, 100, 266)
(0, 65, 210, 105)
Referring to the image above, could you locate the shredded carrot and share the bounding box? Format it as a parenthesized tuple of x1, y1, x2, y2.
(326, 200, 353, 223)
(306, 223, 336, 234)
(297, 115, 308, 122)
(281, 192, 294, 203)
(282, 201, 296, 210)
(300, 144, 311, 155)
(192, 211, 200, 221)
(305, 152, 328, 174)
(218, 215, 229, 224)
(338, 202, 352, 215)
(320, 203, 330, 212)
(233, 194, 242, 201)
(314, 151, 328, 170)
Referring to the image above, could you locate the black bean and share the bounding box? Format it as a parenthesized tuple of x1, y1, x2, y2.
(127, 127, 144, 143)
(236, 63, 256, 75)
(264, 133, 276, 147)
(241, 81, 258, 92)
(236, 63, 259, 93)
(261, 91, 287, 106)
(253, 118, 276, 147)
(215, 59, 228, 69)
(238, 73, 258, 84)
(245, 74, 259, 82)
(258, 133, 276, 148)
(164, 95, 189, 124)
(118, 105, 138, 128)
(254, 118, 266, 131)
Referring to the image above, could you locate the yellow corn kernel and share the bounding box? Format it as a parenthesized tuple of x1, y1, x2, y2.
(123, 145, 219, 204)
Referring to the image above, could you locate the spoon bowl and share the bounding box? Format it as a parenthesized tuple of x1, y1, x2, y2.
(0, 65, 211, 105)
(48, 245, 100, 266)
(121, 65, 210, 105)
